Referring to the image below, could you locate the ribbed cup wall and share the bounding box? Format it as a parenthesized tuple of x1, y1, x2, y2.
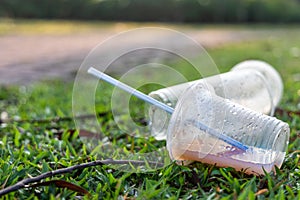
(167, 83, 289, 174)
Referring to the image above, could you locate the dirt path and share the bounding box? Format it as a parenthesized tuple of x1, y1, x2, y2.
(0, 24, 262, 85)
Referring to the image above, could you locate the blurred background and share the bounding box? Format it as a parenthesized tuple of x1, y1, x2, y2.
(0, 0, 299, 86)
(2, 0, 300, 23)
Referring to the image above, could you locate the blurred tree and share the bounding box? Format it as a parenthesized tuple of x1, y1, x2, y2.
(0, 0, 300, 23)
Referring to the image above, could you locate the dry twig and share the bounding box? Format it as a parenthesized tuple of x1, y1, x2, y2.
(0, 159, 164, 196)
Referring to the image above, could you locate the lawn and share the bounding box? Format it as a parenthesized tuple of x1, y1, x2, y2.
(0, 23, 300, 199)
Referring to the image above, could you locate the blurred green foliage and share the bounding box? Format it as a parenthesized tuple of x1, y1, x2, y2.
(1, 0, 300, 23)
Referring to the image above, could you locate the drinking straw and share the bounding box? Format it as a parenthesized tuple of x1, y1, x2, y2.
(88, 67, 248, 151)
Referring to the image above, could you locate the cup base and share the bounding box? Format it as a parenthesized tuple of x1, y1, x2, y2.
(174, 149, 282, 175)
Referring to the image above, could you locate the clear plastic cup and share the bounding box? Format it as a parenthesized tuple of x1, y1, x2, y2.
(149, 60, 282, 140)
(166, 83, 289, 175)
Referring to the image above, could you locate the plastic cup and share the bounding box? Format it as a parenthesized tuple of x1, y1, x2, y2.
(167, 83, 290, 175)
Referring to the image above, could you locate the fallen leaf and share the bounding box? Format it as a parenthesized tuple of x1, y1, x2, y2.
(255, 188, 268, 196)
(29, 180, 90, 196)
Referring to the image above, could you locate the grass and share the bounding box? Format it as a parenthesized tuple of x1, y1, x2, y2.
(0, 23, 300, 199)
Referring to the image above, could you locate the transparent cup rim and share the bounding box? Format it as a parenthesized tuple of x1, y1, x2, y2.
(166, 82, 218, 161)
(231, 60, 283, 111)
(270, 122, 290, 167)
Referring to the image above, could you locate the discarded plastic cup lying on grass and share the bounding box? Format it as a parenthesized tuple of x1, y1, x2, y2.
(149, 60, 283, 140)
(88, 67, 290, 175)
(167, 83, 289, 175)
